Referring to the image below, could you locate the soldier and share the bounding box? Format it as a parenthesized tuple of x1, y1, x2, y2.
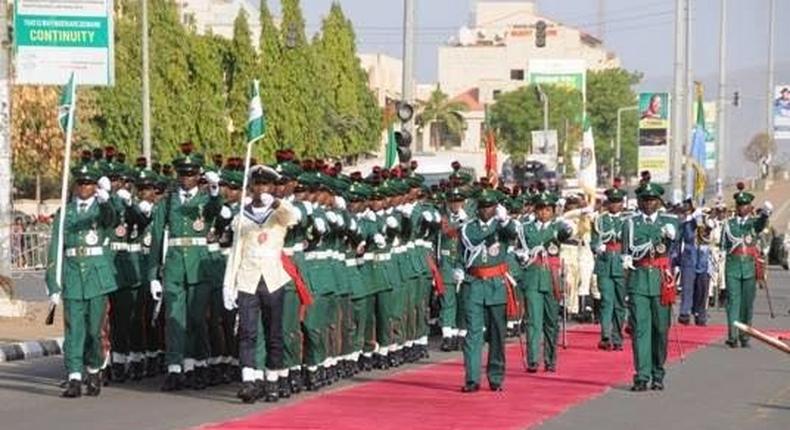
(458, 188, 517, 392)
(148, 143, 223, 391)
(517, 187, 573, 373)
(46, 164, 119, 398)
(592, 179, 627, 350)
(621, 180, 678, 391)
(223, 165, 298, 403)
(438, 187, 468, 351)
(721, 183, 772, 348)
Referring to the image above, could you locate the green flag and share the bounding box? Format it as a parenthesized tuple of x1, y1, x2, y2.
(247, 80, 266, 144)
(385, 124, 396, 168)
(58, 72, 76, 133)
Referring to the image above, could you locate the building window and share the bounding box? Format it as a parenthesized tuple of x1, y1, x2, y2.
(493, 90, 502, 99)
(510, 69, 525, 80)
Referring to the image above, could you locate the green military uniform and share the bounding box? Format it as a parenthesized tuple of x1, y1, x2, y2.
(517, 191, 571, 372)
(459, 189, 517, 391)
(592, 185, 627, 350)
(621, 182, 678, 391)
(438, 188, 468, 351)
(46, 164, 119, 397)
(720, 188, 770, 347)
(408, 182, 440, 358)
(148, 149, 222, 389)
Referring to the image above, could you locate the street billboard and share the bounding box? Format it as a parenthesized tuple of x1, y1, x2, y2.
(638, 92, 670, 183)
(530, 129, 559, 171)
(773, 85, 790, 139)
(13, 0, 115, 86)
(527, 59, 586, 101)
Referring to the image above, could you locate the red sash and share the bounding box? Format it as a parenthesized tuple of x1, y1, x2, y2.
(280, 253, 313, 320)
(470, 263, 520, 318)
(425, 254, 445, 295)
(605, 242, 622, 252)
(635, 256, 676, 306)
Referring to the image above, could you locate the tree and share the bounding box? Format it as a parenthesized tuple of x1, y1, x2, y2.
(416, 86, 467, 150)
(586, 68, 641, 176)
(226, 9, 259, 148)
(744, 132, 775, 178)
(186, 32, 230, 154)
(489, 84, 583, 162)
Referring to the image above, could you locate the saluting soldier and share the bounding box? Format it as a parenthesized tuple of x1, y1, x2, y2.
(148, 143, 223, 391)
(720, 183, 771, 348)
(458, 189, 517, 392)
(46, 164, 119, 398)
(592, 179, 627, 350)
(517, 187, 573, 373)
(621, 180, 678, 391)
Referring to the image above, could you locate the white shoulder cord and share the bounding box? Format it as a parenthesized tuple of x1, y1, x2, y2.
(460, 221, 485, 269)
(627, 216, 653, 260)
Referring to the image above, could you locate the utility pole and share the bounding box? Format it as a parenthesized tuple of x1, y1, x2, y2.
(716, 0, 727, 184)
(671, 0, 687, 200)
(767, 0, 775, 139)
(402, 0, 416, 152)
(142, 0, 152, 167)
(0, 5, 11, 280)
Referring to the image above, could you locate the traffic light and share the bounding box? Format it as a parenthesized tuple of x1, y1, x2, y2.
(394, 101, 414, 163)
(535, 20, 546, 48)
(732, 91, 740, 107)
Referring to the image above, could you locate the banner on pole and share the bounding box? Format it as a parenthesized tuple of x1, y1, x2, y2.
(637, 92, 670, 183)
(13, 0, 114, 86)
(772, 85, 790, 139)
(529, 129, 558, 171)
(691, 101, 717, 170)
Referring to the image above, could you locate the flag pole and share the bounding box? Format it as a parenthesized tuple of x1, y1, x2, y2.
(55, 73, 77, 289)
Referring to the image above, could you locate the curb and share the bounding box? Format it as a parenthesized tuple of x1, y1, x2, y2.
(0, 337, 64, 363)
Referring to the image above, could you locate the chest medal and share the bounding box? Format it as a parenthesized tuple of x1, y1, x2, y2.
(744, 234, 753, 245)
(143, 232, 152, 247)
(258, 231, 269, 244)
(192, 218, 205, 231)
(115, 223, 127, 238)
(487, 243, 500, 257)
(130, 226, 139, 240)
(547, 243, 559, 256)
(655, 242, 667, 255)
(85, 230, 99, 246)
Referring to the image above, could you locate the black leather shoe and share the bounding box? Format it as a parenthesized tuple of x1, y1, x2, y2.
(461, 382, 480, 393)
(161, 372, 184, 392)
(650, 381, 664, 391)
(254, 380, 266, 400)
(290, 371, 304, 394)
(305, 370, 321, 391)
(193, 367, 207, 390)
(456, 337, 466, 351)
(278, 377, 291, 399)
(544, 364, 556, 373)
(677, 315, 691, 325)
(613, 344, 624, 351)
(725, 339, 739, 348)
(62, 380, 82, 398)
(490, 383, 503, 391)
(85, 373, 102, 396)
(111, 363, 127, 383)
(527, 364, 538, 373)
(419, 345, 430, 359)
(237, 381, 258, 404)
(145, 357, 158, 378)
(129, 361, 144, 381)
(598, 340, 612, 351)
(740, 339, 750, 348)
(264, 381, 279, 403)
(359, 355, 372, 372)
(440, 337, 455, 352)
(630, 381, 648, 392)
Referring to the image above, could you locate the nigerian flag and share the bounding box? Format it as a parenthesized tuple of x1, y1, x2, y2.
(58, 72, 76, 133)
(247, 80, 266, 143)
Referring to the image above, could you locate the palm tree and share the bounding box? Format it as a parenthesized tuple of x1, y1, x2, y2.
(416, 86, 467, 151)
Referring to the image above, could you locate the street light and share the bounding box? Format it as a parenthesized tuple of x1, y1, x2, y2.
(534, 84, 549, 152)
(616, 105, 638, 177)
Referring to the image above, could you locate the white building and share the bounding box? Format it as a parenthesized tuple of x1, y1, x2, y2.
(176, 0, 261, 47)
(435, 0, 620, 152)
(358, 53, 403, 109)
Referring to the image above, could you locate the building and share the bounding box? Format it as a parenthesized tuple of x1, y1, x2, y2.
(435, 0, 620, 153)
(358, 53, 403, 109)
(176, 0, 261, 47)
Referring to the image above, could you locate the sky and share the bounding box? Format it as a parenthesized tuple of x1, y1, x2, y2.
(255, 0, 790, 177)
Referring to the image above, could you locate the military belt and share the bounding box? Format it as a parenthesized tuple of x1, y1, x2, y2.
(110, 242, 129, 252)
(167, 237, 207, 247)
(304, 250, 332, 260)
(374, 252, 392, 262)
(440, 250, 452, 256)
(207, 243, 220, 252)
(65, 246, 104, 257)
(220, 248, 231, 257)
(345, 258, 362, 267)
(127, 244, 148, 254)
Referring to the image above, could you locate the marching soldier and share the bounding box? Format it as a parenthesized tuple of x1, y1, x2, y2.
(46, 164, 119, 398)
(622, 180, 678, 391)
(458, 189, 517, 392)
(592, 179, 627, 350)
(148, 143, 223, 391)
(438, 187, 468, 351)
(517, 187, 573, 373)
(721, 183, 771, 348)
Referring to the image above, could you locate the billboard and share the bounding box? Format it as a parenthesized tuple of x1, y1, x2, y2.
(773, 85, 790, 139)
(527, 59, 586, 101)
(638, 92, 670, 183)
(530, 129, 559, 171)
(13, 0, 115, 86)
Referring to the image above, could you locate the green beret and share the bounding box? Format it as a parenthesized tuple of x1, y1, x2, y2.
(733, 191, 754, 206)
(135, 169, 158, 187)
(476, 188, 500, 207)
(72, 164, 101, 183)
(447, 187, 466, 202)
(533, 190, 559, 207)
(297, 172, 320, 188)
(274, 161, 303, 180)
(604, 188, 626, 203)
(348, 182, 373, 201)
(636, 182, 664, 199)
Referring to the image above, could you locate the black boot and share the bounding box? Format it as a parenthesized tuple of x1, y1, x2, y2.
(304, 369, 321, 391)
(219, 363, 233, 384)
(62, 379, 82, 398)
(85, 372, 102, 396)
(161, 372, 184, 391)
(264, 381, 279, 402)
(129, 361, 144, 381)
(289, 370, 304, 394)
(145, 357, 158, 378)
(440, 337, 454, 352)
(373, 353, 389, 370)
(207, 365, 222, 386)
(237, 381, 258, 403)
(592, 298, 601, 324)
(111, 362, 127, 383)
(278, 377, 291, 399)
(630, 381, 648, 392)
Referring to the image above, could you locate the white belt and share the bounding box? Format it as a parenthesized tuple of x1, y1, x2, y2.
(220, 248, 231, 257)
(375, 253, 392, 262)
(207, 243, 220, 252)
(345, 258, 362, 267)
(392, 245, 406, 254)
(128, 244, 148, 254)
(168, 237, 207, 247)
(66, 246, 104, 257)
(304, 250, 332, 260)
(440, 250, 451, 256)
(406, 242, 416, 250)
(363, 253, 375, 261)
(110, 243, 128, 252)
(332, 250, 345, 260)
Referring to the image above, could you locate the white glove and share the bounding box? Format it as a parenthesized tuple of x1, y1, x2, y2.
(222, 287, 237, 311)
(399, 203, 414, 217)
(49, 292, 61, 306)
(386, 216, 398, 229)
(373, 233, 386, 248)
(622, 255, 635, 270)
(96, 189, 110, 203)
(452, 268, 465, 284)
(422, 211, 434, 223)
(557, 198, 566, 208)
(138, 200, 153, 216)
(97, 176, 111, 192)
(326, 211, 340, 225)
(495, 204, 509, 222)
(333, 196, 347, 210)
(303, 202, 314, 216)
(258, 193, 274, 208)
(314, 218, 327, 234)
(116, 189, 132, 206)
(596, 243, 606, 254)
(514, 249, 529, 263)
(150, 280, 163, 301)
(220, 206, 232, 219)
(457, 209, 468, 221)
(691, 207, 704, 221)
(204, 171, 220, 186)
(661, 223, 676, 240)
(349, 218, 358, 232)
(763, 200, 773, 215)
(243, 196, 253, 206)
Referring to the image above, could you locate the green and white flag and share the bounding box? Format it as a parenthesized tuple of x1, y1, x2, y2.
(58, 72, 76, 133)
(247, 80, 266, 144)
(577, 114, 597, 201)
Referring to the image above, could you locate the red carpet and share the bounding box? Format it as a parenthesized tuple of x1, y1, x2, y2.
(199, 325, 725, 430)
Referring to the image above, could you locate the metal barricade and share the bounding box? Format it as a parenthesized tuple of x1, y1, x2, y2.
(10, 230, 50, 277)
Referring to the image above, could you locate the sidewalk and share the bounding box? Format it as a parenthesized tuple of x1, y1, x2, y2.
(0, 300, 64, 362)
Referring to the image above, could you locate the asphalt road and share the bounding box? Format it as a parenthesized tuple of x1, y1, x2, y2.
(1, 268, 788, 430)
